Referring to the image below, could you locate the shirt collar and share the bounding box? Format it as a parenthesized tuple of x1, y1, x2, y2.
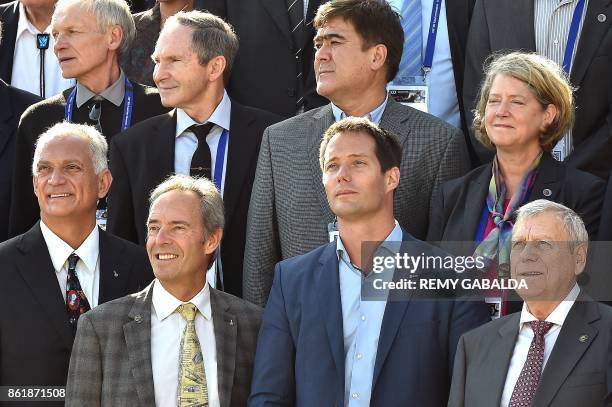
(16, 2, 51, 38)
(336, 220, 402, 268)
(75, 70, 126, 108)
(519, 283, 580, 328)
(152, 279, 212, 322)
(330, 93, 389, 124)
(175, 90, 232, 138)
(39, 220, 100, 275)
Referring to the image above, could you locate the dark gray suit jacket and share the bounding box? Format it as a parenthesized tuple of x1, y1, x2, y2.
(65, 280, 262, 407)
(449, 297, 612, 407)
(243, 99, 471, 306)
(463, 0, 612, 179)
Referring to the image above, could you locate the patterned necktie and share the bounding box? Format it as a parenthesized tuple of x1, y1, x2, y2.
(287, 0, 306, 110)
(189, 123, 214, 180)
(66, 253, 91, 332)
(508, 321, 554, 407)
(394, 0, 423, 85)
(177, 303, 208, 407)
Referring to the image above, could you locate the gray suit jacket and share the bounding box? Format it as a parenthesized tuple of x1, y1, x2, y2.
(243, 99, 470, 306)
(65, 280, 262, 407)
(448, 298, 612, 407)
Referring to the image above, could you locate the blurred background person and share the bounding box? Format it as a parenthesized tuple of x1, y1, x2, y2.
(427, 52, 604, 317)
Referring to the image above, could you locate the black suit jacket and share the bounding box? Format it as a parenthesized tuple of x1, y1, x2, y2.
(106, 101, 281, 297)
(8, 82, 168, 238)
(463, 0, 612, 179)
(210, 0, 328, 118)
(449, 296, 612, 407)
(427, 153, 606, 242)
(0, 1, 18, 84)
(0, 222, 153, 405)
(0, 80, 40, 242)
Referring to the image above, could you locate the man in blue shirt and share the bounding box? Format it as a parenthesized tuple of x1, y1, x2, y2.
(249, 117, 489, 407)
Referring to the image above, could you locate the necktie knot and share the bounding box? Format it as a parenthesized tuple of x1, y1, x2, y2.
(189, 123, 214, 142)
(67, 253, 79, 271)
(529, 320, 554, 337)
(177, 302, 198, 322)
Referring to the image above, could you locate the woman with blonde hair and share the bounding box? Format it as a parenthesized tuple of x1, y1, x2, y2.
(427, 52, 604, 317)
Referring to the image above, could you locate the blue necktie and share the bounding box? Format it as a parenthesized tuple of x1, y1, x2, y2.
(394, 0, 423, 85)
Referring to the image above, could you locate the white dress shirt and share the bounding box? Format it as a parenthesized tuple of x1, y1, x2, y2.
(500, 284, 580, 407)
(11, 2, 73, 97)
(39, 221, 100, 307)
(150, 280, 220, 407)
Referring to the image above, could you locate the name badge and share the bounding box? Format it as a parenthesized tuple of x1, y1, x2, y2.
(485, 297, 502, 319)
(328, 221, 339, 243)
(388, 85, 429, 113)
(96, 209, 108, 230)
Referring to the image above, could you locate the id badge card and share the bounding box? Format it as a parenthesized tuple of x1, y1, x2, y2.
(96, 209, 108, 230)
(485, 297, 502, 319)
(388, 85, 429, 113)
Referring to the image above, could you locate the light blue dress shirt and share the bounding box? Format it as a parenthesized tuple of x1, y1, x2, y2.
(387, 0, 461, 128)
(336, 221, 402, 406)
(331, 94, 388, 124)
(174, 90, 231, 196)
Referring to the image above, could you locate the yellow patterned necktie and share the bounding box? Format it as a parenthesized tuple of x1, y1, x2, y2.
(177, 303, 209, 407)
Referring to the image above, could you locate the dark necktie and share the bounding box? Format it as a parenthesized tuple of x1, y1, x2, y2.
(189, 123, 214, 180)
(66, 253, 91, 333)
(508, 320, 554, 407)
(286, 0, 306, 111)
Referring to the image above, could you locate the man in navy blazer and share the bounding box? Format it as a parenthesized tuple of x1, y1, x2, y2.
(249, 117, 490, 406)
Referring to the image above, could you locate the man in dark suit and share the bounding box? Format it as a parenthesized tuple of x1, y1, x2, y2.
(107, 10, 281, 298)
(209, 0, 328, 117)
(449, 200, 612, 407)
(8, 0, 168, 237)
(463, 0, 612, 179)
(66, 175, 262, 407)
(0, 20, 41, 242)
(0, 122, 153, 405)
(243, 0, 471, 306)
(249, 117, 489, 406)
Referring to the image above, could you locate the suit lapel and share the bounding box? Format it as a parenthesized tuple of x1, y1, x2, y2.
(529, 154, 564, 202)
(508, 0, 536, 49)
(151, 111, 177, 185)
(571, 0, 612, 86)
(533, 300, 600, 406)
(0, 81, 14, 155)
(315, 243, 345, 402)
(210, 289, 238, 407)
(124, 282, 156, 406)
(453, 165, 491, 241)
(308, 105, 335, 219)
(98, 228, 132, 303)
(15, 223, 74, 350)
(223, 102, 259, 228)
(259, 0, 293, 45)
(0, 2, 19, 81)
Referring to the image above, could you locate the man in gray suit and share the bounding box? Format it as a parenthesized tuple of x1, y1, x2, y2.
(449, 200, 612, 407)
(65, 175, 262, 407)
(243, 0, 471, 306)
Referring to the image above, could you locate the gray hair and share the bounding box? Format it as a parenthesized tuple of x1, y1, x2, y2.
(164, 10, 239, 83)
(32, 122, 109, 175)
(54, 0, 135, 58)
(515, 199, 589, 251)
(149, 174, 225, 239)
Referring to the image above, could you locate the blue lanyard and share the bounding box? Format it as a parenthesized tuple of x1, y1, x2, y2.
(423, 0, 443, 74)
(562, 0, 586, 73)
(213, 129, 228, 190)
(65, 77, 134, 131)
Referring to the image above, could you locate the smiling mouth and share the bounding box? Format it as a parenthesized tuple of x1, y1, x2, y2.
(49, 193, 71, 198)
(156, 254, 178, 260)
(519, 271, 543, 276)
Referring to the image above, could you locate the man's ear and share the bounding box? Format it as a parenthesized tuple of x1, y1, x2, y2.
(385, 166, 400, 193)
(370, 44, 388, 72)
(107, 25, 124, 52)
(97, 169, 113, 199)
(204, 228, 223, 255)
(207, 56, 227, 83)
(574, 243, 587, 276)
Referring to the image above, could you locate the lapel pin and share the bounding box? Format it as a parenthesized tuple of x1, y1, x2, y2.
(598, 14, 606, 22)
(579, 334, 589, 343)
(113, 270, 119, 278)
(542, 188, 552, 197)
(229, 319, 234, 326)
(134, 315, 142, 323)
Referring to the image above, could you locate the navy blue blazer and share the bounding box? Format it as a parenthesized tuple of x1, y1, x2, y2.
(249, 232, 490, 407)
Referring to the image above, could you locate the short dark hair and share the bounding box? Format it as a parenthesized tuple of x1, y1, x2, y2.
(313, 0, 403, 82)
(320, 116, 402, 172)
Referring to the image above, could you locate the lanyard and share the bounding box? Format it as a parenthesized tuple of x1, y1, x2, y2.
(213, 129, 228, 190)
(65, 77, 134, 131)
(562, 0, 586, 73)
(422, 0, 443, 74)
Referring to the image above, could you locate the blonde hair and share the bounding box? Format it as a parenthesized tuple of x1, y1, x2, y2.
(473, 52, 575, 151)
